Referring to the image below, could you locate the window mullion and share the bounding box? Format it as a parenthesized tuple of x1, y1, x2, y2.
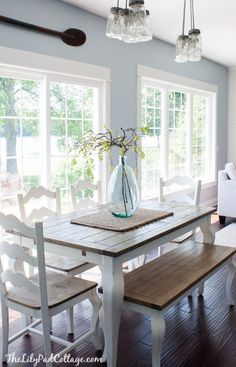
(186, 93, 193, 177)
(206, 96, 212, 181)
(41, 76, 51, 188)
(163, 88, 169, 179)
(65, 84, 69, 207)
(20, 80, 24, 192)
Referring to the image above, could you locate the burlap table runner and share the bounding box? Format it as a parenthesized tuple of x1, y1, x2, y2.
(70, 208, 173, 232)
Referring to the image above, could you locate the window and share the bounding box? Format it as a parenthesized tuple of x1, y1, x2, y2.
(168, 91, 187, 177)
(140, 74, 216, 199)
(50, 80, 99, 208)
(141, 86, 163, 198)
(0, 70, 104, 213)
(0, 76, 41, 211)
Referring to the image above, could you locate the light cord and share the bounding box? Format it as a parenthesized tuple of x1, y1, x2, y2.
(182, 0, 187, 35)
(190, 0, 195, 29)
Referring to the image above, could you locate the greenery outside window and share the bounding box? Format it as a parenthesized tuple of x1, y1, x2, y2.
(141, 80, 216, 199)
(0, 71, 103, 213)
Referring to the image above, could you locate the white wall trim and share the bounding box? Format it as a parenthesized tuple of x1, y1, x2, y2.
(0, 45, 111, 82)
(138, 64, 218, 94)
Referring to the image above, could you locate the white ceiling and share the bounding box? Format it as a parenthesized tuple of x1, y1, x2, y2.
(62, 0, 236, 67)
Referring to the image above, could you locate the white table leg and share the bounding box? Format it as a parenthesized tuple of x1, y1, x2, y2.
(102, 256, 124, 367)
(200, 215, 215, 244)
(199, 215, 215, 295)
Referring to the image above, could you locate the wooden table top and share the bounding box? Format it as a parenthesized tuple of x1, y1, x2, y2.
(42, 202, 215, 257)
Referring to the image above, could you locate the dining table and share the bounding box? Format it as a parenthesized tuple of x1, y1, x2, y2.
(30, 201, 215, 367)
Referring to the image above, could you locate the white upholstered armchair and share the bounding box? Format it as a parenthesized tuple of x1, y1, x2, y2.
(218, 164, 236, 224)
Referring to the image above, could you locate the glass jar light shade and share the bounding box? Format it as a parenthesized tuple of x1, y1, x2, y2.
(140, 10, 152, 42)
(124, 9, 140, 43)
(129, 0, 146, 42)
(188, 29, 202, 61)
(106, 7, 121, 39)
(175, 35, 189, 62)
(119, 8, 133, 43)
(107, 155, 140, 218)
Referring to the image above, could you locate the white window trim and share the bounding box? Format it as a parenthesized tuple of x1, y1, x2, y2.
(137, 64, 218, 199)
(138, 65, 218, 94)
(0, 46, 110, 82)
(0, 46, 111, 205)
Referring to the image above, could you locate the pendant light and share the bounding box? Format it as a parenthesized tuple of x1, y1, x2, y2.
(106, 0, 152, 43)
(175, 0, 202, 63)
(188, 0, 202, 62)
(175, 0, 189, 63)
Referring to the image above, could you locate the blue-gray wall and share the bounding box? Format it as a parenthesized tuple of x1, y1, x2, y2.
(0, 0, 228, 172)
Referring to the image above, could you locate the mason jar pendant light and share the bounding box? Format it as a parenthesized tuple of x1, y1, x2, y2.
(175, 0, 189, 62)
(106, 0, 152, 43)
(188, 0, 202, 61)
(106, 2, 122, 39)
(175, 0, 202, 63)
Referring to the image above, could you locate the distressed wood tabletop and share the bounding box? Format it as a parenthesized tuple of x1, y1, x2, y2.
(42, 202, 215, 257)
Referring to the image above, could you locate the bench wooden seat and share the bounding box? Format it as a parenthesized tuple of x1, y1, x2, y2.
(124, 240, 236, 310)
(100, 240, 236, 367)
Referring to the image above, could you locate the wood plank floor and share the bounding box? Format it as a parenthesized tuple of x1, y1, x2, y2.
(4, 214, 236, 367)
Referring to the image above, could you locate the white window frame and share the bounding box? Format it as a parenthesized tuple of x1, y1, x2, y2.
(137, 65, 217, 199)
(0, 46, 111, 205)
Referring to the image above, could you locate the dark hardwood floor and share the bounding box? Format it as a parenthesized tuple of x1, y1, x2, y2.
(4, 214, 236, 367)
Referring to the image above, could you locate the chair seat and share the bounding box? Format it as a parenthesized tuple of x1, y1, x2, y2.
(7, 272, 97, 310)
(45, 253, 93, 273)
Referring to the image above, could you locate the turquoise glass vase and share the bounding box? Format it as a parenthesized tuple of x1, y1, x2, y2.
(107, 155, 140, 218)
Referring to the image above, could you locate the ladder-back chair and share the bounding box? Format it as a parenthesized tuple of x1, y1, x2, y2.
(0, 213, 101, 366)
(71, 180, 101, 211)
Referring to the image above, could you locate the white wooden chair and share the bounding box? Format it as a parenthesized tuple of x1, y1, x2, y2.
(159, 175, 201, 250)
(17, 186, 95, 277)
(17, 186, 96, 333)
(129, 176, 201, 271)
(159, 176, 202, 243)
(0, 213, 102, 367)
(71, 179, 101, 211)
(159, 175, 201, 207)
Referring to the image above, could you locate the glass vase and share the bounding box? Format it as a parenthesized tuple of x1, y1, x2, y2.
(107, 155, 140, 218)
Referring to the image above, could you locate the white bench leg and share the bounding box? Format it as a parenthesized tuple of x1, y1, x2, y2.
(151, 310, 165, 367)
(89, 291, 102, 350)
(66, 307, 74, 335)
(0, 300, 9, 363)
(198, 282, 204, 296)
(198, 221, 215, 297)
(158, 246, 165, 257)
(99, 304, 107, 361)
(226, 258, 236, 305)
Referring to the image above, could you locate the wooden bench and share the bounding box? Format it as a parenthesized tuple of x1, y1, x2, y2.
(100, 240, 236, 367)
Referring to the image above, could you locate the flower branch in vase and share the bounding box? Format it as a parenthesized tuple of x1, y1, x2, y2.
(73, 127, 148, 218)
